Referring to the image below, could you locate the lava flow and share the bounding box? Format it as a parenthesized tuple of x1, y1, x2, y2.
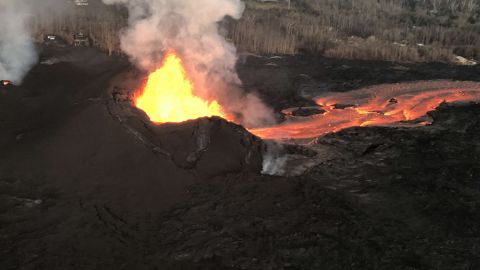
(134, 51, 226, 123)
(250, 81, 480, 140)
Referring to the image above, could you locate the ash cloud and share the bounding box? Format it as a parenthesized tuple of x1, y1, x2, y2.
(0, 0, 37, 84)
(102, 0, 275, 127)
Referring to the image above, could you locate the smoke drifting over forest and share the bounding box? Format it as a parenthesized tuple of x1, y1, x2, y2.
(0, 0, 73, 83)
(0, 1, 37, 83)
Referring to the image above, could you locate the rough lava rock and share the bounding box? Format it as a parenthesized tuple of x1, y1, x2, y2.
(107, 76, 264, 178)
(2, 46, 480, 270)
(291, 106, 326, 116)
(146, 117, 264, 177)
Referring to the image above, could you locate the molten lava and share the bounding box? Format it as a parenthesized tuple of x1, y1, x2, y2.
(134, 51, 226, 123)
(250, 81, 480, 140)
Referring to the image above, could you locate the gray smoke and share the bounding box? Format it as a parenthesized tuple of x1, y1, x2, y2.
(261, 141, 287, 176)
(0, 0, 72, 84)
(0, 0, 37, 84)
(102, 0, 275, 127)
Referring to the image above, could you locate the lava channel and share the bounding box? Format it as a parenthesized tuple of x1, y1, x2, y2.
(249, 81, 480, 140)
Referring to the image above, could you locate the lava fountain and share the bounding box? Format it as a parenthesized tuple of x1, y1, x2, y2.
(134, 51, 226, 123)
(250, 81, 480, 140)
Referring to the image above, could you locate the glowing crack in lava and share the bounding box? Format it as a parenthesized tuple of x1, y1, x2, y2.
(250, 81, 480, 140)
(134, 51, 226, 123)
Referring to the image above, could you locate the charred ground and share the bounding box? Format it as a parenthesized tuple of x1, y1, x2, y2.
(1, 46, 480, 270)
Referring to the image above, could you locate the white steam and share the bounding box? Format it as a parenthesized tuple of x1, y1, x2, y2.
(0, 0, 37, 84)
(102, 0, 275, 127)
(261, 141, 287, 176)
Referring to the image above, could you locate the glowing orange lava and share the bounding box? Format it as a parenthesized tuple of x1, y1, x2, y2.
(135, 51, 226, 123)
(250, 81, 480, 140)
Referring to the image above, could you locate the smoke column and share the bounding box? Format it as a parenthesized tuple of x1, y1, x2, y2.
(102, 0, 275, 127)
(0, 0, 37, 84)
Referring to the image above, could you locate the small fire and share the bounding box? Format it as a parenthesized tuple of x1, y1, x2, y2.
(134, 51, 226, 123)
(1, 80, 10, 86)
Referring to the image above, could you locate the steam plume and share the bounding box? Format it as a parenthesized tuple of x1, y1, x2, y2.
(262, 141, 287, 176)
(0, 0, 37, 84)
(102, 0, 275, 127)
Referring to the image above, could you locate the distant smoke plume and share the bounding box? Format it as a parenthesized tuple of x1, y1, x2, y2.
(102, 0, 275, 127)
(0, 1, 37, 84)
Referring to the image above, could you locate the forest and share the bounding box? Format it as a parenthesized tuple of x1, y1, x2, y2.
(33, 0, 480, 63)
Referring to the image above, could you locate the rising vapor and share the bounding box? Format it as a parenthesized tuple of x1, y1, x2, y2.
(102, 0, 275, 127)
(0, 0, 37, 84)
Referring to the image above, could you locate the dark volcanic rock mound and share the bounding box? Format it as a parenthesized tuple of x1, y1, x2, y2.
(107, 75, 264, 178)
(1, 47, 265, 213)
(147, 117, 264, 177)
